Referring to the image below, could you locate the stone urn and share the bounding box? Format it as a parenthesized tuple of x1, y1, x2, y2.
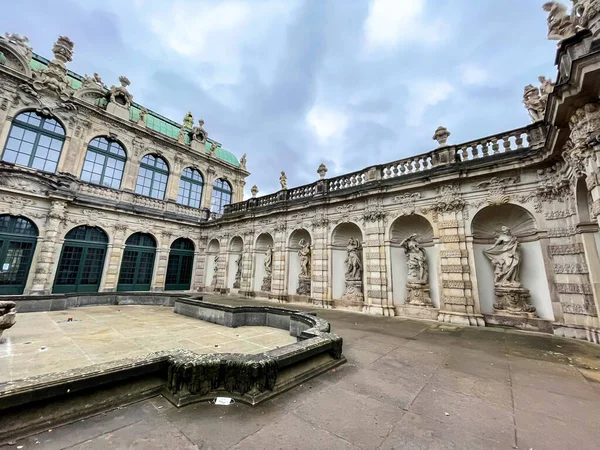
(0, 301, 17, 340)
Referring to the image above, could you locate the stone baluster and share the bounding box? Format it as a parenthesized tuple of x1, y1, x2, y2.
(503, 137, 512, 153)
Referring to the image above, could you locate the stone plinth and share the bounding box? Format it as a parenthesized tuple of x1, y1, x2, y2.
(483, 314, 553, 334)
(395, 304, 439, 321)
(0, 301, 16, 339)
(340, 279, 363, 303)
(296, 277, 311, 296)
(106, 102, 130, 120)
(406, 283, 433, 307)
(233, 278, 241, 289)
(493, 287, 536, 317)
(438, 311, 485, 327)
(261, 276, 272, 292)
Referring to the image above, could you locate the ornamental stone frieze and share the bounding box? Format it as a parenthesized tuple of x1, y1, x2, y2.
(549, 243, 585, 255)
(362, 198, 386, 224)
(472, 176, 519, 207)
(422, 184, 465, 220)
(391, 192, 421, 217)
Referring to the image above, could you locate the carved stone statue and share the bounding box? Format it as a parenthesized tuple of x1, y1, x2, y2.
(298, 239, 311, 277)
(182, 112, 194, 131)
(138, 108, 147, 125)
(240, 153, 247, 169)
(109, 76, 133, 109)
(539, 76, 555, 98)
(82, 72, 107, 90)
(0, 300, 17, 340)
(210, 141, 219, 156)
(399, 234, 433, 307)
(523, 85, 545, 122)
(4, 32, 33, 60)
(484, 226, 536, 315)
(317, 163, 328, 179)
(543, 2, 578, 41)
(344, 238, 362, 280)
(261, 246, 273, 292)
(233, 253, 242, 289)
(280, 171, 288, 190)
(211, 254, 219, 287)
(192, 119, 207, 143)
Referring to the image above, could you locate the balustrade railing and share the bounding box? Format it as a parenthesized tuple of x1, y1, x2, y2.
(222, 123, 546, 216)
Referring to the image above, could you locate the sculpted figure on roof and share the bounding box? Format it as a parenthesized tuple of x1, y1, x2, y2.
(523, 84, 545, 122)
(280, 171, 288, 190)
(183, 112, 194, 131)
(109, 76, 133, 109)
(573, 0, 600, 29)
(82, 72, 107, 90)
(192, 119, 207, 143)
(240, 153, 247, 169)
(543, 2, 578, 40)
(4, 32, 33, 60)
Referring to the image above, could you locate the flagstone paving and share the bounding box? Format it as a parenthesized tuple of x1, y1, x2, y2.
(2, 296, 600, 449)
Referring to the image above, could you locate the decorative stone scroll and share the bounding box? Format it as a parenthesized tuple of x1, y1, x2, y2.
(340, 238, 364, 303)
(296, 239, 311, 296)
(400, 234, 433, 307)
(483, 226, 536, 316)
(261, 246, 273, 292)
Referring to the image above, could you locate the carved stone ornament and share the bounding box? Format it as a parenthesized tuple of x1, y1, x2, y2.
(192, 119, 207, 143)
(569, 102, 600, 154)
(108, 76, 133, 109)
(523, 84, 545, 123)
(317, 163, 328, 179)
(428, 184, 465, 215)
(363, 198, 386, 223)
(543, 2, 578, 41)
(0, 175, 47, 194)
(31, 36, 75, 100)
(4, 32, 33, 61)
(240, 153, 247, 170)
(432, 126, 451, 147)
(572, 0, 600, 29)
(251, 185, 259, 198)
(279, 171, 288, 190)
(399, 234, 433, 307)
(0, 300, 17, 339)
(392, 192, 421, 216)
(473, 176, 519, 207)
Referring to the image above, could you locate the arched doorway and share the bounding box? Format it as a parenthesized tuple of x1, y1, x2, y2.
(288, 229, 311, 296)
(205, 239, 220, 289)
(165, 238, 195, 291)
(0, 215, 38, 295)
(389, 215, 438, 308)
(331, 223, 363, 301)
(254, 233, 274, 292)
(471, 204, 553, 319)
(117, 233, 157, 291)
(53, 226, 108, 293)
(228, 236, 243, 290)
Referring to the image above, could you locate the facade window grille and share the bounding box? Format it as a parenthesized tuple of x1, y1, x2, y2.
(177, 167, 204, 208)
(135, 154, 169, 199)
(210, 178, 232, 215)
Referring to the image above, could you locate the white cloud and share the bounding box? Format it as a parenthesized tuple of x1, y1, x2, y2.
(306, 106, 349, 142)
(363, 0, 448, 52)
(459, 63, 489, 86)
(405, 81, 454, 127)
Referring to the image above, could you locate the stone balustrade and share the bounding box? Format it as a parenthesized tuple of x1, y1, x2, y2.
(223, 123, 546, 215)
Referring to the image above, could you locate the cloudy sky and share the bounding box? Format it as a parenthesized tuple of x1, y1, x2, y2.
(1, 0, 557, 198)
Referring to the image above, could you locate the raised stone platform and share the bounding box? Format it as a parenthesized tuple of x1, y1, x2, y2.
(483, 313, 554, 334)
(395, 304, 439, 321)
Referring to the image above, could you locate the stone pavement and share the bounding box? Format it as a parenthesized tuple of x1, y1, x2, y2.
(3, 297, 600, 449)
(0, 305, 295, 383)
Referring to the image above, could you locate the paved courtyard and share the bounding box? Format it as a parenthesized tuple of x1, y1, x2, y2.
(3, 297, 600, 449)
(0, 305, 296, 383)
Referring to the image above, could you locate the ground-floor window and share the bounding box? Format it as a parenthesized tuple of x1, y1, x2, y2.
(117, 232, 156, 291)
(165, 238, 195, 291)
(53, 226, 108, 293)
(0, 215, 38, 295)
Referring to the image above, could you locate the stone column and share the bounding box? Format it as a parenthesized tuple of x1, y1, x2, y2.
(152, 232, 171, 291)
(362, 215, 388, 315)
(102, 224, 127, 292)
(271, 225, 287, 300)
(192, 237, 207, 291)
(239, 231, 255, 296)
(310, 216, 331, 308)
(29, 200, 68, 294)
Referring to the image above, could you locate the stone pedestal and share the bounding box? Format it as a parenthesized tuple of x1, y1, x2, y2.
(335, 280, 364, 311)
(406, 283, 433, 307)
(261, 275, 272, 292)
(493, 287, 536, 317)
(296, 276, 311, 296)
(233, 277, 241, 289)
(483, 314, 553, 334)
(395, 304, 439, 321)
(0, 301, 16, 340)
(106, 102, 130, 121)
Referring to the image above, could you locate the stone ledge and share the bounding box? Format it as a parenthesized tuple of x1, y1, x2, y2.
(394, 304, 439, 321)
(483, 313, 553, 334)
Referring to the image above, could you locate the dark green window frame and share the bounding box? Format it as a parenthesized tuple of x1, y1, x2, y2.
(210, 178, 232, 215)
(177, 167, 204, 208)
(1, 111, 65, 173)
(117, 232, 156, 292)
(165, 238, 195, 291)
(0, 215, 38, 295)
(135, 154, 169, 200)
(53, 226, 108, 294)
(81, 137, 127, 189)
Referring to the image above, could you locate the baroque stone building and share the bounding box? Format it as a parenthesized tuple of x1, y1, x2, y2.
(2, 1, 600, 344)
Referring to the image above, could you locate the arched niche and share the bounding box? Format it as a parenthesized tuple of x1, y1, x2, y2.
(254, 233, 274, 292)
(287, 228, 312, 295)
(389, 215, 439, 307)
(331, 222, 363, 300)
(205, 238, 220, 288)
(470, 204, 553, 319)
(576, 177, 591, 223)
(227, 236, 244, 290)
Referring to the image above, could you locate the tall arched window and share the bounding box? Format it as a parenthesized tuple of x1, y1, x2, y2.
(0, 215, 38, 295)
(135, 154, 169, 199)
(53, 226, 108, 293)
(81, 137, 127, 189)
(165, 238, 195, 291)
(117, 232, 156, 291)
(177, 167, 204, 208)
(211, 178, 232, 215)
(1, 111, 65, 173)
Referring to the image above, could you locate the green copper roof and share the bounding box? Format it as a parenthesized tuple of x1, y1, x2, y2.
(28, 54, 239, 167)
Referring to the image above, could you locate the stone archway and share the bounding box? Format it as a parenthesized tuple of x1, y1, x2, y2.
(471, 204, 553, 320)
(287, 228, 312, 297)
(389, 215, 439, 313)
(331, 222, 363, 307)
(254, 233, 274, 293)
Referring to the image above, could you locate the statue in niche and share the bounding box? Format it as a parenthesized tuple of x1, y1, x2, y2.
(344, 238, 362, 280)
(523, 85, 545, 122)
(298, 239, 311, 277)
(280, 171, 288, 190)
(542, 2, 578, 41)
(211, 254, 219, 287)
(484, 226, 521, 287)
(233, 253, 242, 289)
(192, 119, 207, 143)
(264, 246, 273, 275)
(400, 234, 428, 284)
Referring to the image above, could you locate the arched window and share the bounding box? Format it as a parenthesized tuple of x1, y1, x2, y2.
(117, 232, 156, 291)
(53, 226, 108, 293)
(165, 238, 195, 291)
(81, 137, 127, 189)
(177, 167, 204, 208)
(211, 178, 232, 215)
(1, 111, 65, 173)
(0, 215, 38, 295)
(135, 154, 169, 199)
